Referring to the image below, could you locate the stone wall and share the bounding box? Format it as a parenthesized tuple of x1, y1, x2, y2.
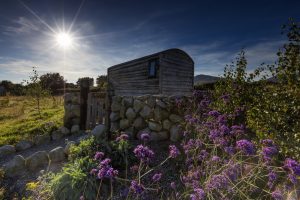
(64, 93, 81, 129)
(110, 95, 189, 142)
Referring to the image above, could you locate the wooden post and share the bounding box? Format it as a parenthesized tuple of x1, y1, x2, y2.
(80, 79, 90, 130)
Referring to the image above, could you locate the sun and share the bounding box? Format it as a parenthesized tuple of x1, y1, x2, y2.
(55, 32, 73, 49)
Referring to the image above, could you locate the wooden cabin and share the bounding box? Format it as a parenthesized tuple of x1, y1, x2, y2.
(107, 48, 194, 96)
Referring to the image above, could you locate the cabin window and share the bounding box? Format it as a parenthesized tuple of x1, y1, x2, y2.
(148, 60, 158, 78)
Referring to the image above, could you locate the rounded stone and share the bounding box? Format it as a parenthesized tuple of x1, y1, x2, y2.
(150, 131, 169, 141)
(91, 124, 107, 139)
(170, 125, 183, 142)
(126, 108, 136, 120)
(133, 117, 146, 130)
(49, 147, 65, 162)
(26, 151, 49, 171)
(60, 126, 70, 135)
(148, 121, 162, 132)
(133, 99, 144, 112)
(34, 134, 51, 145)
(4, 155, 26, 177)
(71, 125, 80, 134)
(169, 114, 183, 123)
(0, 145, 16, 157)
(163, 119, 172, 130)
(15, 140, 32, 151)
(140, 105, 153, 119)
(120, 119, 130, 130)
(110, 112, 120, 122)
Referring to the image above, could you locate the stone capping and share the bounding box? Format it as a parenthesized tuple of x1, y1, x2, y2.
(110, 94, 192, 142)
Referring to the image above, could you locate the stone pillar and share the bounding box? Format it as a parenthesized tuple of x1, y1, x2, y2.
(80, 79, 90, 130)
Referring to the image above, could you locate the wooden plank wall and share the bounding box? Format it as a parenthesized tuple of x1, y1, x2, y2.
(86, 92, 106, 130)
(160, 50, 194, 95)
(108, 56, 160, 96)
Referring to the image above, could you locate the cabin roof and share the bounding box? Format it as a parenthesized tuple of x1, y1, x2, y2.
(108, 48, 194, 71)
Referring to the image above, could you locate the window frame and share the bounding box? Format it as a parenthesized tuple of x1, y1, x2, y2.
(148, 59, 159, 78)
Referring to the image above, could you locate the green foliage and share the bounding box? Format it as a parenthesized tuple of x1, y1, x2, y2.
(0, 96, 63, 146)
(213, 19, 300, 159)
(24, 67, 50, 118)
(96, 75, 107, 89)
(40, 73, 65, 95)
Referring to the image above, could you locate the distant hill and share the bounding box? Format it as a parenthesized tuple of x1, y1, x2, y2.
(194, 74, 221, 85)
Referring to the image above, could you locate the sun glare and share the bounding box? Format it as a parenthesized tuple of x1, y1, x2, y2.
(55, 32, 73, 49)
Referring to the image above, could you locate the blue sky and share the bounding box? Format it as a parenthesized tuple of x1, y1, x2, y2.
(0, 0, 299, 83)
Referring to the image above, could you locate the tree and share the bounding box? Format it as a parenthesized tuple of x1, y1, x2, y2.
(96, 75, 107, 89)
(24, 67, 50, 118)
(40, 73, 65, 95)
(76, 77, 94, 87)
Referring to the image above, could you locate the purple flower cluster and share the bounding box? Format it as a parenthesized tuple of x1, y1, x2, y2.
(236, 139, 256, 155)
(90, 152, 118, 180)
(152, 173, 162, 182)
(169, 145, 180, 158)
(261, 139, 278, 162)
(190, 188, 205, 200)
(140, 133, 150, 141)
(116, 133, 129, 142)
(133, 145, 154, 163)
(271, 189, 283, 200)
(130, 180, 144, 194)
(283, 158, 300, 175)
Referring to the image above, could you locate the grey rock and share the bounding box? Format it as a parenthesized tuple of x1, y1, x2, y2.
(4, 155, 26, 177)
(0, 145, 15, 157)
(120, 119, 130, 130)
(71, 94, 80, 104)
(110, 122, 120, 132)
(133, 117, 146, 130)
(148, 121, 162, 132)
(72, 117, 80, 125)
(26, 151, 49, 171)
(71, 125, 80, 134)
(126, 108, 136, 120)
(133, 99, 144, 112)
(51, 130, 63, 141)
(112, 96, 122, 103)
(140, 105, 152, 119)
(156, 99, 167, 108)
(110, 112, 120, 122)
(64, 141, 76, 155)
(150, 131, 168, 141)
(163, 119, 172, 130)
(34, 135, 50, 145)
(122, 97, 133, 107)
(15, 140, 32, 151)
(154, 107, 169, 121)
(60, 126, 70, 135)
(111, 101, 121, 112)
(169, 114, 183, 123)
(119, 106, 126, 119)
(146, 96, 156, 108)
(91, 124, 107, 139)
(49, 147, 65, 162)
(170, 125, 183, 142)
(64, 93, 72, 103)
(71, 105, 80, 117)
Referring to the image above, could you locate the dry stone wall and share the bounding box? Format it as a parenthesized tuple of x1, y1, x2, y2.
(64, 92, 81, 129)
(110, 95, 189, 142)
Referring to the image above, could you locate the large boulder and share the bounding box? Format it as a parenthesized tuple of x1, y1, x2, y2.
(15, 140, 33, 151)
(169, 114, 183, 123)
(110, 112, 120, 122)
(150, 131, 168, 141)
(71, 125, 80, 134)
(4, 155, 26, 177)
(120, 119, 130, 130)
(0, 145, 16, 157)
(133, 117, 146, 130)
(49, 147, 65, 162)
(140, 105, 153, 119)
(146, 96, 156, 108)
(156, 99, 167, 108)
(126, 108, 136, 121)
(148, 121, 162, 132)
(26, 151, 49, 171)
(34, 134, 51, 145)
(64, 141, 76, 155)
(133, 99, 144, 112)
(170, 125, 183, 142)
(91, 124, 107, 139)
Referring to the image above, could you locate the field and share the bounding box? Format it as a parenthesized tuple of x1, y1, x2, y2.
(0, 96, 64, 146)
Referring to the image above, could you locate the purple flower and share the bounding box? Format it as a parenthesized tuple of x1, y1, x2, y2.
(284, 158, 300, 175)
(208, 110, 220, 117)
(130, 165, 139, 173)
(116, 133, 129, 142)
(224, 146, 235, 155)
(262, 139, 275, 147)
(220, 94, 230, 103)
(79, 195, 84, 200)
(130, 180, 144, 194)
(262, 146, 278, 162)
(100, 158, 111, 166)
(169, 145, 180, 158)
(193, 188, 205, 200)
(152, 173, 162, 182)
(211, 156, 221, 162)
(170, 182, 176, 189)
(94, 152, 105, 160)
(267, 171, 277, 188)
(90, 168, 98, 175)
(230, 125, 245, 136)
(288, 174, 297, 184)
(205, 174, 229, 191)
(133, 145, 154, 163)
(140, 133, 150, 141)
(236, 139, 256, 155)
(271, 189, 283, 200)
